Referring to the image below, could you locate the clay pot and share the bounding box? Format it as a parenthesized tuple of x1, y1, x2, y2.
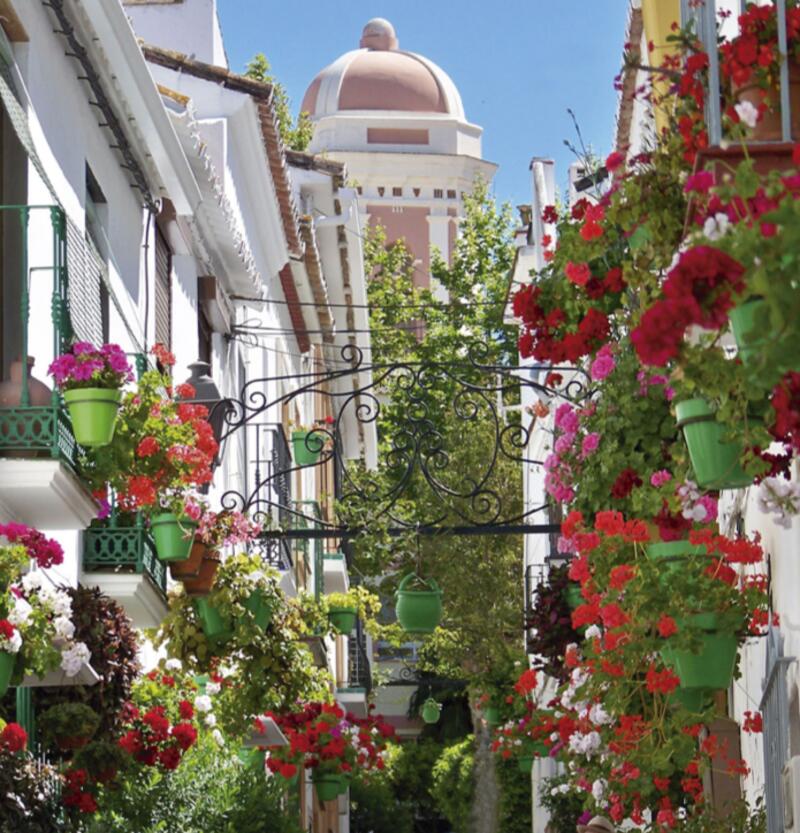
(168, 539, 207, 580)
(734, 61, 800, 142)
(0, 357, 52, 407)
(180, 547, 221, 597)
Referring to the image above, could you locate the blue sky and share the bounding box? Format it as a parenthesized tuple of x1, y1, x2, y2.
(217, 1, 629, 208)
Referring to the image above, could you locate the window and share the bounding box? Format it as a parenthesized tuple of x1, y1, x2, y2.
(413, 187, 421, 197)
(447, 189, 457, 199)
(154, 225, 172, 354)
(434, 188, 443, 199)
(377, 186, 385, 197)
(392, 187, 403, 197)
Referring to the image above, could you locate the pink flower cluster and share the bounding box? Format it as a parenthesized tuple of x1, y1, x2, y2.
(49, 342, 132, 391)
(0, 522, 63, 568)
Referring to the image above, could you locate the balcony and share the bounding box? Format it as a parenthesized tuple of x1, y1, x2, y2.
(0, 205, 96, 529)
(322, 551, 349, 594)
(81, 515, 168, 628)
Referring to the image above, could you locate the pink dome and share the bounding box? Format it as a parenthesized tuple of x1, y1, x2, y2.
(301, 19, 465, 120)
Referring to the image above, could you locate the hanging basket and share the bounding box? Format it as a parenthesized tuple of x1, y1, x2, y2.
(328, 606, 358, 635)
(660, 613, 738, 691)
(62, 388, 122, 448)
(0, 651, 15, 697)
(193, 597, 233, 644)
(729, 298, 800, 377)
(151, 514, 198, 562)
(482, 706, 501, 727)
(645, 541, 709, 583)
(178, 545, 221, 597)
(243, 589, 274, 630)
(421, 698, 441, 724)
(313, 772, 344, 803)
(564, 582, 583, 610)
(675, 398, 753, 490)
(395, 574, 443, 634)
(292, 430, 324, 466)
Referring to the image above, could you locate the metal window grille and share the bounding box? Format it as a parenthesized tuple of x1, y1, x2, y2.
(760, 627, 795, 833)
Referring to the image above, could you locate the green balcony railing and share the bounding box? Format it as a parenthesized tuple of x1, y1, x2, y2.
(82, 514, 167, 600)
(291, 500, 325, 600)
(0, 205, 78, 466)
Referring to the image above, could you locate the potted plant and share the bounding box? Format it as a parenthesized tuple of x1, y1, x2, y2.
(394, 573, 443, 634)
(291, 415, 333, 466)
(0, 619, 20, 697)
(325, 585, 381, 635)
(39, 703, 101, 752)
(80, 345, 218, 562)
(48, 342, 133, 447)
(73, 740, 129, 784)
(421, 697, 441, 724)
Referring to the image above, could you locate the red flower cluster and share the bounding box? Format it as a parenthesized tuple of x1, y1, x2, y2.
(117, 703, 198, 771)
(0, 522, 64, 568)
(0, 721, 27, 752)
(632, 246, 746, 366)
(63, 768, 98, 814)
(771, 371, 800, 453)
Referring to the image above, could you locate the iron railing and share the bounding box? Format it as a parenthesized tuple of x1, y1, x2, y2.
(291, 500, 325, 599)
(82, 514, 167, 599)
(0, 205, 79, 465)
(684, 0, 794, 144)
(346, 619, 372, 694)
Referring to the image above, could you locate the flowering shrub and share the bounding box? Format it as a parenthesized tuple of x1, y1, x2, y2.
(266, 702, 395, 780)
(48, 342, 133, 391)
(0, 522, 64, 570)
(84, 345, 218, 515)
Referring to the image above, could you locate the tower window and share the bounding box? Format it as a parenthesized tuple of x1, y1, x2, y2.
(392, 187, 403, 197)
(447, 189, 457, 199)
(434, 189, 443, 199)
(377, 186, 385, 197)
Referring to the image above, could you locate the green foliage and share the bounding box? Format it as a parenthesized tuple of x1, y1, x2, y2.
(326, 585, 382, 630)
(152, 555, 332, 737)
(38, 702, 100, 747)
(539, 774, 587, 833)
(496, 756, 533, 833)
(678, 798, 767, 833)
(349, 746, 414, 833)
(430, 736, 476, 833)
(82, 732, 302, 833)
(245, 53, 313, 151)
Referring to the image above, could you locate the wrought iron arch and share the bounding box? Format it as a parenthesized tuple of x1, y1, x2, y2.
(215, 341, 591, 545)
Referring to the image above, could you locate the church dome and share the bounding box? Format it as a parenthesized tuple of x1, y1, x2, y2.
(301, 19, 466, 121)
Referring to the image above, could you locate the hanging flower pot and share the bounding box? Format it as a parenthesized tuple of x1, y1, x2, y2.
(336, 774, 350, 796)
(168, 538, 207, 581)
(564, 582, 583, 611)
(660, 613, 738, 691)
(193, 597, 233, 644)
(151, 513, 198, 562)
(243, 588, 274, 630)
(668, 686, 709, 713)
(0, 651, 15, 697)
(395, 574, 443, 634)
(482, 706, 501, 727)
(675, 398, 753, 490)
(328, 606, 358, 635)
(177, 545, 221, 597)
(645, 541, 709, 583)
(729, 298, 800, 377)
(421, 698, 441, 724)
(292, 430, 324, 466)
(237, 747, 266, 771)
(313, 771, 344, 803)
(518, 755, 534, 774)
(62, 388, 122, 448)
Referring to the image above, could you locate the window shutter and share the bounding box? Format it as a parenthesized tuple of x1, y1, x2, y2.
(154, 225, 171, 350)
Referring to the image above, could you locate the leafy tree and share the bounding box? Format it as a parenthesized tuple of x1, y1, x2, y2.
(245, 53, 313, 151)
(430, 737, 475, 833)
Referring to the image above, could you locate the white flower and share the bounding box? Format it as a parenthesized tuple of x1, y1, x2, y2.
(589, 703, 612, 726)
(195, 695, 213, 713)
(592, 778, 607, 803)
(568, 730, 602, 757)
(21, 573, 44, 593)
(735, 100, 759, 129)
(205, 714, 217, 727)
(165, 658, 182, 671)
(211, 729, 224, 747)
(206, 681, 221, 696)
(8, 597, 32, 627)
(702, 212, 731, 241)
(758, 476, 800, 529)
(584, 625, 602, 641)
(46, 589, 72, 618)
(60, 641, 91, 676)
(54, 616, 75, 640)
(1, 627, 22, 654)
(559, 783, 571, 795)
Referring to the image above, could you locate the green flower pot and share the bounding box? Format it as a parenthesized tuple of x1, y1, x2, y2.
(292, 430, 324, 466)
(645, 541, 709, 583)
(483, 706, 501, 726)
(421, 698, 441, 724)
(729, 299, 767, 367)
(395, 574, 443, 634)
(0, 650, 15, 697)
(675, 398, 753, 490)
(151, 514, 198, 562)
(63, 388, 122, 448)
(668, 687, 709, 713)
(564, 583, 583, 610)
(243, 589, 274, 630)
(194, 597, 233, 643)
(313, 772, 344, 803)
(336, 775, 350, 796)
(237, 747, 266, 770)
(660, 613, 738, 691)
(518, 755, 534, 774)
(328, 606, 358, 635)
